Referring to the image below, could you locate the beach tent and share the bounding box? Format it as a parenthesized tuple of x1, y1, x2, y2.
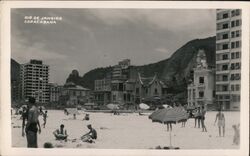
(149, 107, 189, 148)
(139, 103, 150, 110)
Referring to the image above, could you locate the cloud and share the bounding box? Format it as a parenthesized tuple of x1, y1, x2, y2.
(11, 9, 215, 85)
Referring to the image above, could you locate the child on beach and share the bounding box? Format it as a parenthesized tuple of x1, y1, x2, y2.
(201, 106, 207, 132)
(43, 110, 48, 128)
(232, 124, 240, 145)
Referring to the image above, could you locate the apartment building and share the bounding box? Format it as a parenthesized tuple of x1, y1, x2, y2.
(20, 59, 50, 103)
(216, 9, 241, 110)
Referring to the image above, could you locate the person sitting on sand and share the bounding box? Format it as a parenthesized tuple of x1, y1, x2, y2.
(83, 114, 89, 121)
(232, 124, 240, 145)
(53, 124, 68, 141)
(81, 124, 97, 143)
(214, 109, 225, 137)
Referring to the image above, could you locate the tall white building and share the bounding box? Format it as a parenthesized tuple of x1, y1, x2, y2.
(20, 59, 50, 103)
(216, 9, 241, 110)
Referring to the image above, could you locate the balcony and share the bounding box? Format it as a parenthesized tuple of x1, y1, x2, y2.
(216, 59, 230, 64)
(216, 49, 229, 54)
(216, 38, 229, 44)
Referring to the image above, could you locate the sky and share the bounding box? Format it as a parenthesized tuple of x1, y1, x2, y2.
(11, 9, 215, 85)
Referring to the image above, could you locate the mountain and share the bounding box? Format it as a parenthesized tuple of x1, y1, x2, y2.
(66, 36, 216, 93)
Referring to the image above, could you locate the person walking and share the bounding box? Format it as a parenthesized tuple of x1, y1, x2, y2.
(22, 97, 41, 148)
(201, 106, 207, 132)
(214, 109, 225, 137)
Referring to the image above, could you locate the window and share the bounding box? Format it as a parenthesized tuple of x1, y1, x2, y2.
(154, 88, 158, 94)
(222, 64, 228, 70)
(222, 44, 228, 50)
(222, 13, 228, 19)
(222, 34, 228, 39)
(145, 88, 148, 94)
(231, 74, 235, 80)
(222, 85, 228, 91)
(231, 21, 235, 27)
(236, 52, 240, 58)
(231, 42, 235, 48)
(231, 53, 235, 59)
(231, 31, 235, 38)
(199, 91, 204, 98)
(236, 84, 240, 91)
(222, 75, 228, 81)
(236, 20, 240, 26)
(231, 63, 235, 70)
(222, 23, 229, 29)
(193, 89, 195, 99)
(235, 74, 240, 80)
(199, 77, 204, 84)
(222, 54, 228, 60)
(235, 63, 240, 69)
(236, 41, 240, 48)
(236, 30, 240, 37)
(136, 88, 139, 94)
(231, 85, 235, 91)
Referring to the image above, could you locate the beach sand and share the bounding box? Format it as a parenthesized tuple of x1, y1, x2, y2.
(11, 110, 240, 149)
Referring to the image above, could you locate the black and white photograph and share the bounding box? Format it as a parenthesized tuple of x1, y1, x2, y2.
(0, 1, 249, 156)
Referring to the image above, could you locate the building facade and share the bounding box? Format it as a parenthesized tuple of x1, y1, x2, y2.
(59, 82, 91, 106)
(94, 79, 111, 105)
(216, 9, 241, 110)
(188, 50, 215, 110)
(49, 83, 63, 103)
(20, 59, 50, 103)
(134, 73, 167, 105)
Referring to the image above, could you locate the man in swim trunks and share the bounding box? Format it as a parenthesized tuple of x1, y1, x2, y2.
(214, 109, 225, 137)
(23, 97, 41, 148)
(81, 124, 97, 143)
(53, 124, 68, 141)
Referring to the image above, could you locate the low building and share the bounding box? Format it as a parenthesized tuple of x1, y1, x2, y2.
(94, 79, 111, 105)
(134, 73, 168, 107)
(59, 82, 91, 106)
(187, 49, 215, 110)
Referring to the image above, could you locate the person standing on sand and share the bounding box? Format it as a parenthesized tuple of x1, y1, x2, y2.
(214, 109, 225, 137)
(43, 110, 48, 128)
(201, 106, 207, 132)
(22, 97, 41, 148)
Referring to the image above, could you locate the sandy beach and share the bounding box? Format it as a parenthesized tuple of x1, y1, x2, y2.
(11, 110, 240, 149)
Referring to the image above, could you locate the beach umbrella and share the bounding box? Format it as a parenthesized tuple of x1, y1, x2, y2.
(106, 104, 119, 110)
(139, 103, 150, 110)
(149, 107, 189, 148)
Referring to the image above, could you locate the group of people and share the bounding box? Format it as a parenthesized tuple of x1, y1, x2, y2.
(21, 97, 97, 148)
(192, 106, 207, 132)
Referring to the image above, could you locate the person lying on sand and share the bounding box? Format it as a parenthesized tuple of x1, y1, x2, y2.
(53, 124, 68, 141)
(81, 124, 97, 143)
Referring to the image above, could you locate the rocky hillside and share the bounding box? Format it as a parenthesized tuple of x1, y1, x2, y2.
(66, 36, 216, 93)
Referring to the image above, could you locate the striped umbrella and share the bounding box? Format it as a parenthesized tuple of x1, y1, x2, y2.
(149, 107, 188, 148)
(150, 107, 188, 123)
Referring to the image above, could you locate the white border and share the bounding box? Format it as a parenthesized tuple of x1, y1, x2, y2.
(1, 1, 249, 156)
